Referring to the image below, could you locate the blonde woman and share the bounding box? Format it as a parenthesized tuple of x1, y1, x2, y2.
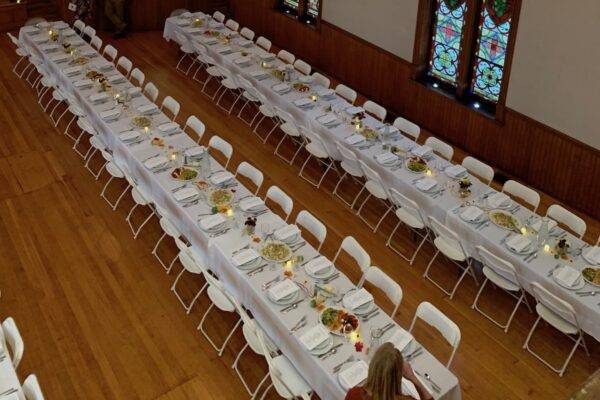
(345, 343, 432, 400)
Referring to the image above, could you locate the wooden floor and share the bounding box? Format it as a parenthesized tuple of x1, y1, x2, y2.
(0, 30, 598, 400)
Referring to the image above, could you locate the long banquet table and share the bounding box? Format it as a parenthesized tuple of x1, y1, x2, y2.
(20, 21, 461, 400)
(164, 13, 600, 344)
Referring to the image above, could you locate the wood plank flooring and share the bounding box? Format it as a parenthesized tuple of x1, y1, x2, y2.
(0, 30, 598, 400)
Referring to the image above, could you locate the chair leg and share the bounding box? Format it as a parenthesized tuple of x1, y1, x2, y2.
(386, 222, 428, 265)
(198, 305, 242, 356)
(372, 203, 393, 233)
(100, 178, 130, 211)
(171, 268, 208, 314)
(258, 383, 274, 400)
(449, 260, 473, 299)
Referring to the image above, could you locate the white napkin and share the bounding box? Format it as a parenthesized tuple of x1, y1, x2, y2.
(261, 53, 276, 61)
(555, 266, 581, 287)
(250, 70, 269, 79)
(584, 247, 600, 264)
(305, 256, 332, 276)
(175, 19, 189, 26)
(209, 21, 223, 28)
(293, 98, 313, 107)
(73, 79, 93, 88)
(210, 171, 234, 185)
(387, 327, 414, 352)
(98, 63, 114, 71)
(158, 122, 179, 133)
(272, 83, 290, 93)
(343, 288, 374, 310)
(487, 192, 510, 208)
(507, 235, 531, 252)
(412, 145, 433, 158)
(41, 44, 59, 52)
(317, 88, 335, 97)
(530, 218, 558, 233)
(199, 36, 218, 45)
(90, 92, 109, 103)
(446, 164, 467, 178)
(119, 130, 140, 142)
(63, 28, 77, 36)
(232, 248, 260, 266)
(234, 56, 251, 65)
(345, 134, 365, 145)
(376, 152, 398, 164)
(53, 21, 69, 29)
(108, 74, 125, 84)
(184, 27, 202, 34)
(173, 187, 198, 202)
(299, 75, 314, 84)
(100, 109, 120, 121)
(50, 53, 70, 63)
(239, 196, 264, 211)
(378, 125, 399, 135)
(461, 206, 484, 222)
(338, 361, 369, 391)
(23, 26, 39, 33)
(199, 213, 227, 231)
(33, 36, 48, 44)
(185, 146, 206, 157)
(137, 103, 158, 115)
(144, 155, 168, 170)
(345, 106, 364, 115)
(217, 45, 232, 54)
(299, 325, 330, 351)
(317, 114, 338, 125)
(237, 39, 253, 47)
(268, 279, 298, 301)
(415, 178, 437, 192)
(274, 224, 301, 241)
(81, 49, 96, 57)
(63, 66, 82, 76)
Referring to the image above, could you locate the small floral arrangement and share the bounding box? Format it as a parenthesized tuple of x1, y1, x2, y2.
(458, 178, 472, 190)
(554, 239, 571, 259)
(244, 216, 257, 235)
(354, 341, 364, 352)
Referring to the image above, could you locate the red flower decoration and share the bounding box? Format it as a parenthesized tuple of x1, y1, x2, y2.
(354, 341, 364, 352)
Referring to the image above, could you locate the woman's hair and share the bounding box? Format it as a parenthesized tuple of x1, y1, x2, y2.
(364, 343, 404, 400)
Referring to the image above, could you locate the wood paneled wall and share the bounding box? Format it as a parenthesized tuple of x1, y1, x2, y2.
(231, 0, 600, 220)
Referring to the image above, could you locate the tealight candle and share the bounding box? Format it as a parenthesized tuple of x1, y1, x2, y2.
(520, 227, 527, 235)
(226, 208, 234, 218)
(544, 244, 550, 252)
(144, 126, 149, 135)
(426, 169, 433, 177)
(311, 94, 318, 102)
(349, 331, 360, 344)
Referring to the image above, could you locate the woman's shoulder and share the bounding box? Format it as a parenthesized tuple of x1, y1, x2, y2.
(344, 387, 370, 400)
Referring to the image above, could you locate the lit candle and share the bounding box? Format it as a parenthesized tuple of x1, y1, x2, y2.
(226, 208, 234, 218)
(544, 244, 550, 252)
(311, 94, 318, 102)
(349, 331, 360, 344)
(520, 227, 527, 235)
(426, 169, 433, 177)
(144, 126, 149, 135)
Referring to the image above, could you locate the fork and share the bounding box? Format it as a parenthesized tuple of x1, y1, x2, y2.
(333, 355, 355, 373)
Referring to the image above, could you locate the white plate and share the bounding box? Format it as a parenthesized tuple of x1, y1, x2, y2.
(310, 336, 334, 356)
(582, 247, 600, 265)
(553, 270, 585, 290)
(306, 263, 334, 280)
(235, 256, 262, 271)
(267, 288, 300, 305)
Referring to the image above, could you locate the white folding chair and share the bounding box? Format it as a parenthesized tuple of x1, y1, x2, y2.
(358, 266, 402, 318)
(293, 59, 311, 76)
(116, 56, 133, 78)
(102, 44, 118, 63)
(197, 270, 242, 356)
(256, 36, 272, 52)
(546, 204, 586, 239)
(409, 302, 461, 368)
(333, 143, 364, 208)
(84, 138, 109, 179)
(213, 11, 226, 22)
(363, 100, 386, 122)
(129, 67, 145, 87)
(215, 69, 243, 114)
(335, 84, 357, 104)
(90, 35, 102, 51)
(152, 212, 182, 273)
(462, 156, 494, 186)
(225, 19, 239, 31)
(6, 33, 31, 78)
(82, 25, 96, 39)
(502, 180, 540, 212)
(312, 72, 330, 88)
(240, 27, 255, 40)
(424, 217, 477, 299)
(175, 32, 196, 75)
(251, 91, 279, 142)
(183, 115, 206, 143)
(299, 127, 338, 188)
(201, 55, 225, 99)
(236, 76, 261, 125)
(295, 210, 327, 251)
(189, 42, 212, 84)
(356, 160, 393, 232)
(472, 246, 532, 332)
(235, 161, 263, 195)
(171, 247, 208, 314)
(23, 374, 44, 400)
(161, 96, 180, 121)
(277, 49, 295, 64)
(333, 236, 371, 284)
(100, 159, 130, 210)
(265, 186, 293, 222)
(73, 19, 85, 35)
(1, 317, 24, 370)
(255, 330, 312, 400)
(425, 136, 454, 161)
(524, 282, 590, 376)
(273, 107, 305, 165)
(72, 117, 97, 159)
(208, 135, 233, 169)
(387, 188, 430, 265)
(393, 117, 420, 142)
(143, 82, 159, 103)
(125, 182, 155, 239)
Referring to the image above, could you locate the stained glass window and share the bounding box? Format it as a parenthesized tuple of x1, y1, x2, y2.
(282, 0, 300, 15)
(307, 0, 320, 18)
(428, 0, 468, 85)
(471, 0, 513, 102)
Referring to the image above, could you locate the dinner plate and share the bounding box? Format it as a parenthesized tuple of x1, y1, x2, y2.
(235, 256, 262, 271)
(267, 288, 300, 305)
(504, 238, 536, 256)
(200, 220, 228, 233)
(310, 336, 334, 356)
(582, 248, 600, 265)
(459, 207, 485, 224)
(306, 263, 334, 280)
(173, 189, 200, 203)
(553, 269, 585, 290)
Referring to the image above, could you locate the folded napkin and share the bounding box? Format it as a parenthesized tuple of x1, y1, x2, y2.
(238, 39, 253, 47)
(199, 36, 218, 45)
(199, 213, 227, 231)
(268, 279, 298, 301)
(98, 63, 114, 71)
(250, 70, 269, 79)
(345, 134, 365, 145)
(345, 106, 365, 115)
(100, 108, 120, 121)
(73, 79, 93, 89)
(446, 164, 467, 178)
(376, 152, 398, 164)
(119, 130, 140, 142)
(487, 192, 510, 208)
(81, 49, 96, 57)
(210, 171, 234, 185)
(185, 146, 206, 158)
(412, 145, 433, 158)
(69, 39, 85, 47)
(293, 98, 313, 108)
(530, 218, 558, 233)
(299, 75, 314, 84)
(181, 11, 192, 17)
(299, 325, 330, 351)
(108, 74, 125, 84)
(343, 288, 374, 310)
(175, 19, 189, 26)
(317, 88, 335, 97)
(63, 66, 81, 76)
(387, 327, 414, 352)
(378, 125, 399, 135)
(174, 187, 198, 202)
(506, 235, 531, 253)
(209, 21, 223, 28)
(234, 56, 251, 65)
(144, 155, 168, 170)
(260, 53, 276, 61)
(22, 26, 39, 33)
(317, 114, 338, 125)
(338, 361, 369, 391)
(33, 36, 48, 44)
(232, 248, 260, 266)
(305, 256, 333, 276)
(239, 196, 264, 211)
(217, 46, 232, 54)
(584, 247, 600, 264)
(137, 103, 158, 115)
(128, 87, 142, 97)
(89, 92, 109, 103)
(461, 206, 484, 222)
(63, 28, 77, 36)
(272, 83, 290, 93)
(38, 21, 51, 28)
(41, 44, 59, 52)
(158, 122, 179, 133)
(415, 178, 437, 192)
(53, 21, 69, 29)
(555, 266, 581, 287)
(184, 27, 203, 34)
(274, 224, 301, 242)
